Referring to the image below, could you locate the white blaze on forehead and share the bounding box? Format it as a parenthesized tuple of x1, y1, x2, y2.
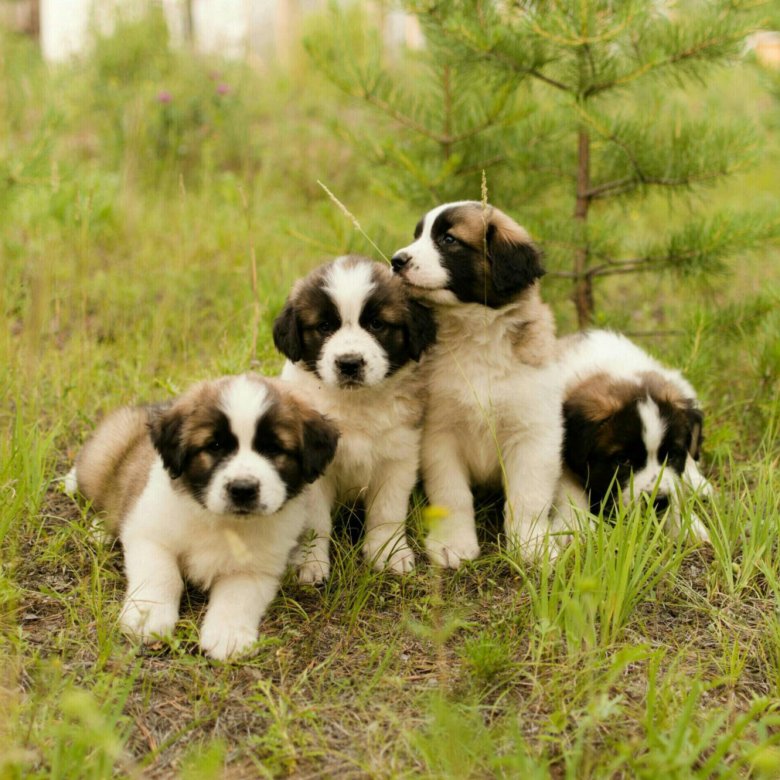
(324, 258, 376, 325)
(220, 376, 271, 449)
(207, 376, 288, 516)
(420, 200, 477, 238)
(638, 397, 665, 458)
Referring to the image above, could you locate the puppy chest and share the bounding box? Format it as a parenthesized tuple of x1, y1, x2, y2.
(331, 434, 375, 493)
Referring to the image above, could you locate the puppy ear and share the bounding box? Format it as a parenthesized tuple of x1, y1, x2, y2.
(486, 217, 545, 296)
(273, 300, 302, 363)
(148, 404, 186, 478)
(685, 405, 704, 460)
(301, 413, 340, 483)
(405, 299, 437, 361)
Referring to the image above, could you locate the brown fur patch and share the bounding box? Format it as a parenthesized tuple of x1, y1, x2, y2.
(74, 406, 156, 534)
(508, 283, 557, 367)
(565, 373, 641, 423)
(446, 204, 532, 250)
(566, 370, 689, 424)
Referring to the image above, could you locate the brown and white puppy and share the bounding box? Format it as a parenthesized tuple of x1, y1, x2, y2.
(273, 255, 437, 582)
(555, 330, 711, 536)
(392, 201, 566, 567)
(65, 374, 339, 660)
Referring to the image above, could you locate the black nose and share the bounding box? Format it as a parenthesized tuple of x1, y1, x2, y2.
(653, 494, 670, 513)
(391, 252, 411, 273)
(227, 479, 259, 506)
(336, 354, 365, 378)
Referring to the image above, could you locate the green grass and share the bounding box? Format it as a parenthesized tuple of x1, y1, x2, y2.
(2, 12, 780, 778)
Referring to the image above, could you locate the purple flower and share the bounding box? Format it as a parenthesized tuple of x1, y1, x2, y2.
(157, 90, 172, 104)
(216, 83, 231, 96)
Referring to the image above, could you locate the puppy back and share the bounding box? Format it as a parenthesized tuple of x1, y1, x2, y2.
(75, 406, 156, 533)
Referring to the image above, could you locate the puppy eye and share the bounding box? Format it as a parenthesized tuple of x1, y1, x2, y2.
(441, 233, 456, 245)
(317, 321, 335, 334)
(367, 318, 387, 333)
(205, 438, 223, 454)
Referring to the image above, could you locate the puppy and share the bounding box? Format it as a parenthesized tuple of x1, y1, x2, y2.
(392, 201, 565, 567)
(273, 255, 437, 582)
(66, 374, 339, 660)
(555, 329, 711, 536)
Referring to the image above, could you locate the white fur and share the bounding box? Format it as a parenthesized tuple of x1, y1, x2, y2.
(394, 201, 471, 295)
(628, 399, 676, 501)
(202, 377, 287, 516)
(394, 204, 564, 567)
(278, 258, 427, 580)
(119, 458, 307, 660)
(316, 259, 392, 388)
(282, 359, 423, 581)
(419, 302, 566, 566)
(558, 330, 698, 399)
(554, 330, 712, 541)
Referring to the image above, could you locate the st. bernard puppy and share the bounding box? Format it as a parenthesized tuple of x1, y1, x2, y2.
(555, 329, 711, 537)
(273, 255, 437, 582)
(392, 201, 566, 567)
(66, 374, 339, 660)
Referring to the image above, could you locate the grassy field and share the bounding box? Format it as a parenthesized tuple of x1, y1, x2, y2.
(2, 12, 780, 778)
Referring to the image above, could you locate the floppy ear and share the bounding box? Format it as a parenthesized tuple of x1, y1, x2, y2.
(685, 405, 704, 460)
(404, 299, 437, 361)
(562, 400, 597, 483)
(486, 222, 545, 296)
(148, 404, 186, 478)
(272, 300, 302, 362)
(301, 413, 340, 483)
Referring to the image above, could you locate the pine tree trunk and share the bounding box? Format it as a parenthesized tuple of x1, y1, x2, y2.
(573, 128, 593, 329)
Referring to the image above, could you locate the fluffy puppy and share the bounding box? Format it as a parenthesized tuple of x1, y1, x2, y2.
(273, 255, 437, 582)
(555, 330, 711, 536)
(392, 201, 565, 567)
(66, 374, 338, 660)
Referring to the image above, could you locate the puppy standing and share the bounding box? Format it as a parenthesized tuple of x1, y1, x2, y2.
(67, 374, 338, 660)
(273, 255, 437, 582)
(392, 202, 565, 567)
(556, 329, 711, 536)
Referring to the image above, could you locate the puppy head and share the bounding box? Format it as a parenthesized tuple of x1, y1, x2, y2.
(149, 374, 339, 516)
(563, 372, 703, 514)
(273, 255, 437, 389)
(391, 201, 544, 308)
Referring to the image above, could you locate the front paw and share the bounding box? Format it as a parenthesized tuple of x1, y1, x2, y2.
(425, 526, 480, 569)
(200, 619, 258, 661)
(297, 558, 330, 585)
(363, 532, 415, 575)
(293, 540, 331, 584)
(120, 598, 178, 642)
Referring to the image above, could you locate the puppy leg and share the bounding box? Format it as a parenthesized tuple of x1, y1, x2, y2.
(120, 535, 183, 642)
(200, 572, 279, 660)
(293, 480, 335, 585)
(364, 460, 417, 574)
(423, 432, 480, 569)
(683, 455, 714, 497)
(502, 435, 562, 560)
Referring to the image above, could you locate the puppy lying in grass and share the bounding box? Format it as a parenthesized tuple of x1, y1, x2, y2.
(66, 374, 339, 660)
(556, 330, 712, 538)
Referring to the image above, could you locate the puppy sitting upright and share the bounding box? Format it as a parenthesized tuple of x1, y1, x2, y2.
(392, 201, 565, 567)
(273, 255, 437, 582)
(67, 374, 338, 660)
(556, 329, 711, 537)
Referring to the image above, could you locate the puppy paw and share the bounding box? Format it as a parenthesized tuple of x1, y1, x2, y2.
(297, 558, 330, 585)
(425, 531, 480, 569)
(689, 513, 711, 544)
(363, 533, 415, 575)
(200, 620, 258, 661)
(120, 599, 178, 642)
